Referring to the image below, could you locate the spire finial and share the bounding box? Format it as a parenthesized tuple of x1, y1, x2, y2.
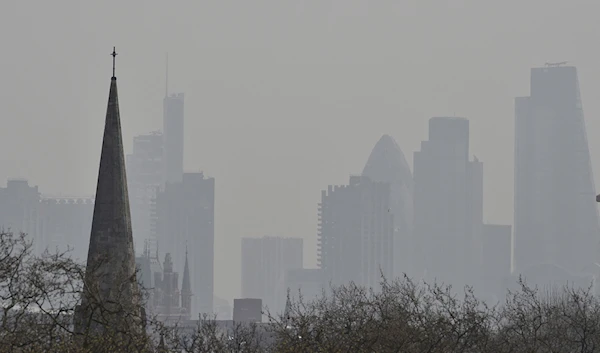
(165, 52, 169, 97)
(111, 47, 118, 78)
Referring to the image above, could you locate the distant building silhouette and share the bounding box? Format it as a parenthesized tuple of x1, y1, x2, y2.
(514, 65, 600, 279)
(318, 175, 394, 289)
(181, 249, 192, 316)
(126, 131, 163, 255)
(481, 224, 512, 300)
(413, 117, 483, 289)
(154, 172, 214, 316)
(362, 135, 414, 279)
(39, 196, 94, 261)
(0, 179, 42, 253)
(163, 93, 184, 185)
(152, 253, 191, 322)
(284, 268, 323, 304)
(241, 236, 303, 315)
(0, 180, 95, 261)
(233, 299, 262, 323)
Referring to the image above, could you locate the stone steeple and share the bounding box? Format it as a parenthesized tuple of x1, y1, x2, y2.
(76, 48, 142, 333)
(181, 248, 192, 314)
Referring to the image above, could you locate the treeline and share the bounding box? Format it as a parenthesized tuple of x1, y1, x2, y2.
(1, 231, 599, 352)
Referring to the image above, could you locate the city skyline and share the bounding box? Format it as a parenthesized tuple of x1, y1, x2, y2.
(4, 0, 600, 303)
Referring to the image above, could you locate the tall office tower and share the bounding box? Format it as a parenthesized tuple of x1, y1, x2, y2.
(481, 224, 512, 300)
(318, 175, 394, 289)
(76, 51, 142, 333)
(241, 236, 303, 314)
(126, 131, 164, 255)
(163, 93, 184, 185)
(362, 135, 414, 279)
(154, 172, 214, 316)
(0, 179, 42, 254)
(514, 65, 600, 277)
(39, 196, 94, 261)
(467, 156, 484, 286)
(413, 117, 483, 289)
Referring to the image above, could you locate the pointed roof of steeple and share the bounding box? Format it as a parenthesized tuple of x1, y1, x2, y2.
(83, 47, 138, 302)
(182, 248, 192, 294)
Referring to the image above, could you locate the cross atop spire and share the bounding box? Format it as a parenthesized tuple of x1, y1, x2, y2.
(111, 47, 118, 78)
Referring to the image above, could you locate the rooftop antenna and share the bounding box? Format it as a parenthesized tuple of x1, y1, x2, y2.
(111, 47, 118, 78)
(545, 61, 568, 68)
(165, 52, 169, 97)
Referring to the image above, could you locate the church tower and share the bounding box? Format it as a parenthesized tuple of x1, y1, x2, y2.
(181, 249, 192, 314)
(75, 48, 143, 333)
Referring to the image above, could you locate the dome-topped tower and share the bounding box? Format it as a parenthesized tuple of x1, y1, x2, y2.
(362, 135, 414, 278)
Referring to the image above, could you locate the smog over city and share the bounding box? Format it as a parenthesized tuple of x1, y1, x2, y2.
(2, 1, 600, 351)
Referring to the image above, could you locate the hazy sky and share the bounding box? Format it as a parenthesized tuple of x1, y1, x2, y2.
(2, 0, 600, 301)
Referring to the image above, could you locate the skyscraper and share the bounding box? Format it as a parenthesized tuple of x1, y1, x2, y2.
(514, 65, 600, 276)
(318, 175, 394, 289)
(154, 172, 214, 316)
(241, 236, 303, 314)
(362, 135, 414, 278)
(126, 131, 163, 255)
(481, 224, 512, 300)
(413, 117, 483, 289)
(163, 93, 184, 185)
(76, 48, 142, 332)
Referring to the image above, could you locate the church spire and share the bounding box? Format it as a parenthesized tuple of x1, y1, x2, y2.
(181, 247, 192, 314)
(76, 47, 142, 333)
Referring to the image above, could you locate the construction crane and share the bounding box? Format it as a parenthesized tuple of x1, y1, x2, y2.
(545, 61, 568, 67)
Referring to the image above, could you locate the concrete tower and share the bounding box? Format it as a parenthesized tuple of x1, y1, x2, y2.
(76, 48, 142, 332)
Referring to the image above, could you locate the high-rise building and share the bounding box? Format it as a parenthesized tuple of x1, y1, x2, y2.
(126, 131, 163, 255)
(0, 179, 42, 254)
(75, 49, 142, 332)
(241, 236, 303, 314)
(154, 172, 214, 316)
(481, 224, 512, 300)
(514, 65, 600, 277)
(318, 175, 394, 289)
(362, 135, 414, 278)
(163, 93, 184, 185)
(413, 117, 483, 289)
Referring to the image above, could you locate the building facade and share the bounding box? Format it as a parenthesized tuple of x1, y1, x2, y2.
(163, 93, 184, 185)
(284, 268, 323, 304)
(126, 131, 163, 255)
(318, 175, 394, 289)
(154, 172, 215, 316)
(241, 236, 303, 315)
(481, 224, 512, 301)
(362, 135, 414, 279)
(413, 117, 483, 290)
(0, 179, 43, 254)
(39, 196, 94, 261)
(514, 65, 600, 279)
